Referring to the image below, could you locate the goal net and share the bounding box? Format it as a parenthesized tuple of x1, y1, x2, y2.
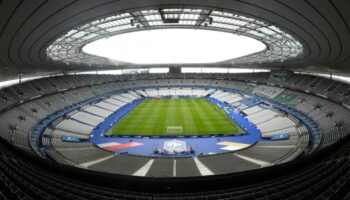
(167, 126, 183, 134)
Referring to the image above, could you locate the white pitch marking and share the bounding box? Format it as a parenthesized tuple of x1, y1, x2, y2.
(173, 159, 176, 177)
(133, 159, 154, 176)
(193, 158, 214, 176)
(256, 145, 295, 148)
(234, 154, 271, 167)
(80, 155, 115, 168)
(220, 146, 243, 151)
(97, 142, 120, 148)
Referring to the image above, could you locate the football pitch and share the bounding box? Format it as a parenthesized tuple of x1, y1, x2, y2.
(109, 98, 242, 136)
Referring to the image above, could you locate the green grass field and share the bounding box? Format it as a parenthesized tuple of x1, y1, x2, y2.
(109, 98, 242, 136)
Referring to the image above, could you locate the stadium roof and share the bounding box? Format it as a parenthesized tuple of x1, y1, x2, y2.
(82, 29, 266, 64)
(0, 0, 350, 79)
(48, 8, 301, 66)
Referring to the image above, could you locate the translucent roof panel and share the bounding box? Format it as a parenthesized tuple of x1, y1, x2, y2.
(82, 29, 266, 64)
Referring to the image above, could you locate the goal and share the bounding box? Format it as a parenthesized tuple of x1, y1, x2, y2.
(167, 126, 183, 134)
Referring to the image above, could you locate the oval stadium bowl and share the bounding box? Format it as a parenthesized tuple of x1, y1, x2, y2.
(0, 1, 350, 199)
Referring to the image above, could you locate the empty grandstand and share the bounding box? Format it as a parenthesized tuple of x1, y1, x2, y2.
(1, 1, 350, 199)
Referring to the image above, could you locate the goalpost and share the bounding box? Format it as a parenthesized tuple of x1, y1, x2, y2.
(167, 126, 183, 134)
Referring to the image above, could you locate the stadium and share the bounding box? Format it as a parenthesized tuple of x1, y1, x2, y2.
(0, 0, 350, 199)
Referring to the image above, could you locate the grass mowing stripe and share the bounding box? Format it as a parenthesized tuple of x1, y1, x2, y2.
(189, 99, 207, 132)
(113, 99, 148, 133)
(203, 99, 228, 129)
(206, 99, 241, 133)
(141, 99, 165, 133)
(166, 99, 176, 126)
(128, 99, 153, 132)
(181, 98, 198, 134)
(197, 98, 220, 133)
(154, 99, 168, 134)
(174, 99, 184, 130)
(188, 99, 208, 133)
(111, 98, 242, 136)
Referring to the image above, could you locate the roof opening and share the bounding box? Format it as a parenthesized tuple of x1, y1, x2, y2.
(82, 29, 266, 65)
